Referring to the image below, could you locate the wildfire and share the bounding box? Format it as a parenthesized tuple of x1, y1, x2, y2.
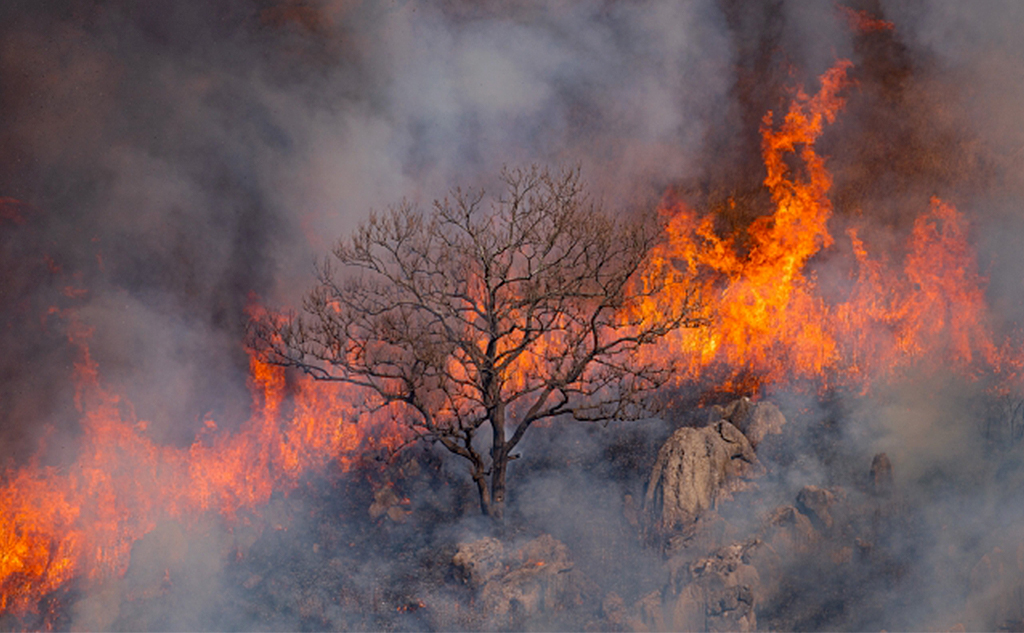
(0, 311, 410, 616)
(1, 53, 1020, 619)
(640, 59, 1014, 393)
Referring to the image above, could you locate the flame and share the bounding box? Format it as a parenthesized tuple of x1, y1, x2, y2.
(0, 311, 410, 616)
(640, 59, 1014, 394)
(640, 60, 852, 387)
(2, 56, 1021, 618)
(837, 5, 896, 34)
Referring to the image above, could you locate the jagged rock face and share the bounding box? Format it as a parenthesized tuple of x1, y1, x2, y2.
(643, 398, 786, 536)
(665, 542, 760, 632)
(694, 543, 760, 632)
(645, 420, 762, 534)
(633, 445, 917, 632)
(452, 534, 597, 629)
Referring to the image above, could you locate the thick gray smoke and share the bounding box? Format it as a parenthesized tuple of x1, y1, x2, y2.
(3, 0, 1024, 630)
(0, 0, 733, 453)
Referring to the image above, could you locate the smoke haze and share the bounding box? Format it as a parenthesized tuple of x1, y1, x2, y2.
(4, 0, 1024, 630)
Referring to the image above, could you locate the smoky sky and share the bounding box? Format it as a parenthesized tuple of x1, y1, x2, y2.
(0, 0, 739, 455)
(5, 0, 1024, 629)
(0, 0, 1021, 470)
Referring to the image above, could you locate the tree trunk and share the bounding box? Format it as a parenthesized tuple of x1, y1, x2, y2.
(488, 406, 507, 520)
(473, 468, 493, 516)
(491, 449, 507, 520)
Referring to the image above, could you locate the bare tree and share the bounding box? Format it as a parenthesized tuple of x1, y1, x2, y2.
(250, 166, 706, 519)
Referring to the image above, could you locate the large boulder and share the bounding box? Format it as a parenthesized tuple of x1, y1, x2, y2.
(743, 505, 819, 606)
(690, 542, 761, 632)
(644, 420, 762, 534)
(711, 397, 787, 448)
(760, 505, 818, 554)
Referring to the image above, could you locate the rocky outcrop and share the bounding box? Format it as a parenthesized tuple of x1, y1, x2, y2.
(628, 541, 761, 632)
(643, 397, 787, 538)
(760, 505, 818, 555)
(452, 534, 597, 629)
(870, 452, 893, 497)
(964, 543, 1024, 631)
(673, 541, 761, 632)
(644, 420, 762, 534)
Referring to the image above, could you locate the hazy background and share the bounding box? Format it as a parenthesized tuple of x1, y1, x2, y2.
(4, 1, 1024, 628)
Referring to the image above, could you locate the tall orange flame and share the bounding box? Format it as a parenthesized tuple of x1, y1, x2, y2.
(641, 59, 1013, 393)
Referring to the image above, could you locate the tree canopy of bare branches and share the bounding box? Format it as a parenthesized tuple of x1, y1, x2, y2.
(250, 166, 706, 519)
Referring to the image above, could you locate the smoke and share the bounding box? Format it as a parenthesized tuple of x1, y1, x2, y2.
(5, 0, 1024, 629)
(882, 0, 1024, 166)
(0, 0, 735, 453)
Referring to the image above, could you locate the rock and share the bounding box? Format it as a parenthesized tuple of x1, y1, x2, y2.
(763, 505, 818, 552)
(713, 397, 787, 448)
(743, 505, 818, 606)
(519, 534, 573, 566)
(668, 541, 760, 632)
(600, 592, 626, 629)
(478, 537, 578, 623)
(966, 546, 1024, 631)
(644, 420, 762, 534)
(452, 537, 505, 588)
(628, 590, 668, 632)
(643, 399, 786, 537)
(622, 493, 640, 530)
(368, 484, 410, 523)
(796, 485, 840, 531)
(870, 452, 894, 497)
(854, 537, 873, 562)
(453, 534, 596, 629)
(664, 510, 733, 561)
(709, 397, 754, 426)
(670, 583, 705, 631)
